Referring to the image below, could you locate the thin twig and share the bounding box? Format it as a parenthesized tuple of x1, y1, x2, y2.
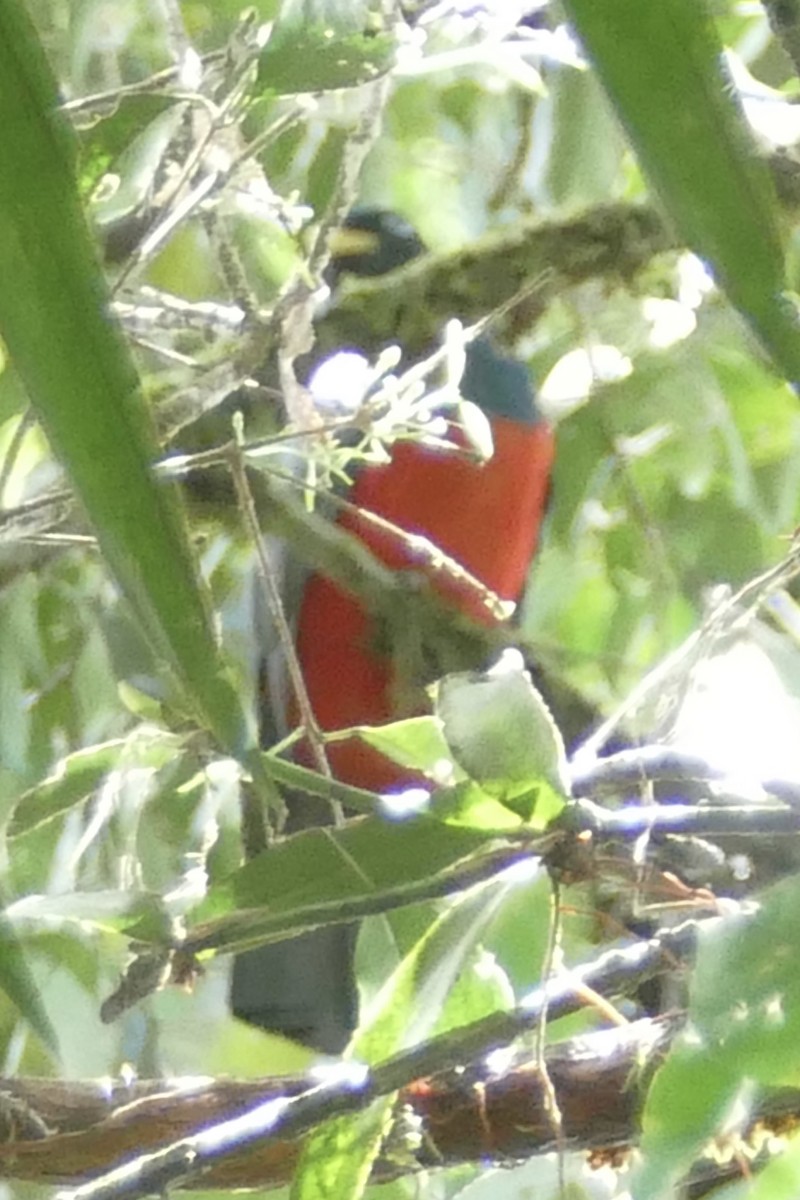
(225, 432, 338, 821)
(535, 876, 566, 1195)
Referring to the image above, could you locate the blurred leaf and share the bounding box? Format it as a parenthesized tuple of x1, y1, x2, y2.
(0, 905, 58, 1054)
(75, 93, 178, 199)
(637, 875, 800, 1197)
(565, 0, 800, 384)
(257, 0, 395, 95)
(531, 62, 627, 210)
(8, 889, 170, 936)
(0, 2, 257, 763)
(86, 101, 185, 244)
(690, 875, 800, 1084)
(8, 732, 182, 838)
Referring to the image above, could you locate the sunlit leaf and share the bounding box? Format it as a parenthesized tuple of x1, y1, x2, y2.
(565, 0, 800, 384)
(435, 651, 568, 826)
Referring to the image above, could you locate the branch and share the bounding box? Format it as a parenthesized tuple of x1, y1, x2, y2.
(4, 916, 798, 1197)
(569, 745, 800, 811)
(0, 1018, 677, 1194)
(106, 203, 681, 362)
(0, 921, 702, 1198)
(567, 796, 800, 842)
(320, 203, 679, 354)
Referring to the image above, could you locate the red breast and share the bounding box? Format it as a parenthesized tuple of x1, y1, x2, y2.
(291, 415, 555, 791)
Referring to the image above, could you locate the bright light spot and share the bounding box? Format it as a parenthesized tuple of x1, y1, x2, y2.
(765, 994, 785, 1026)
(487, 648, 526, 678)
(309, 1059, 369, 1087)
(670, 628, 800, 786)
(726, 50, 800, 148)
(677, 252, 715, 309)
(495, 856, 541, 886)
(473, 948, 500, 980)
(308, 351, 370, 413)
(431, 757, 457, 786)
(642, 298, 697, 348)
(537, 23, 586, 70)
(379, 788, 431, 819)
(484, 1045, 516, 1077)
(119, 1063, 137, 1088)
(200, 1096, 290, 1150)
(178, 47, 202, 89)
(581, 498, 625, 532)
(540, 345, 632, 416)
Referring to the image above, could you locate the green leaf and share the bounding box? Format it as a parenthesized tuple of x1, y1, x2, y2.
(690, 875, 800, 1084)
(257, 0, 395, 95)
(429, 780, 525, 831)
(356, 715, 454, 778)
(0, 3, 257, 764)
(86, 102, 185, 235)
(745, 1136, 800, 1200)
(292, 876, 512, 1200)
(634, 1037, 739, 1200)
(565, 0, 800, 385)
(188, 817, 495, 953)
(0, 903, 58, 1054)
(8, 733, 182, 839)
(637, 875, 800, 1197)
(435, 650, 568, 827)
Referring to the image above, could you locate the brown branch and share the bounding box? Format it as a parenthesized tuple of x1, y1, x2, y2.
(320, 203, 680, 355)
(0, 1018, 673, 1191)
(0, 924, 706, 1196)
(1, 1013, 798, 1195)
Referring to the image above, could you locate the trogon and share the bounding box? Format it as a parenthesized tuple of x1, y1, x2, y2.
(231, 209, 555, 1051)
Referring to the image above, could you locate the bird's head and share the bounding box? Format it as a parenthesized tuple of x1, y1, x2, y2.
(326, 207, 541, 426)
(327, 207, 425, 280)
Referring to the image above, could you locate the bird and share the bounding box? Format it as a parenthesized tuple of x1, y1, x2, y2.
(230, 209, 555, 1051)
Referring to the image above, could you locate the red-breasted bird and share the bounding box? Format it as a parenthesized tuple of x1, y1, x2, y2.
(231, 210, 554, 1051)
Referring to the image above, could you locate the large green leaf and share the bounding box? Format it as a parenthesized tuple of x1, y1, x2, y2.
(565, 0, 800, 385)
(185, 817, 512, 954)
(636, 874, 800, 1198)
(435, 652, 569, 828)
(0, 3, 255, 761)
(292, 875, 512, 1200)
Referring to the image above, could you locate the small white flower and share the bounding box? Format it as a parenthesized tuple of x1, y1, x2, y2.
(308, 351, 371, 413)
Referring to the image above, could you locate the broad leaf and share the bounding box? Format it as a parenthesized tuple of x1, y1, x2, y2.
(565, 0, 800, 385)
(187, 817, 503, 954)
(435, 651, 568, 827)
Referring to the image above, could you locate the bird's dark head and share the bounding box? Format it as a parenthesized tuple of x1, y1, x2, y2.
(327, 207, 425, 280)
(327, 207, 541, 425)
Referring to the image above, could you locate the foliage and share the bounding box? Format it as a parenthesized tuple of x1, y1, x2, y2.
(2, 1, 800, 1199)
